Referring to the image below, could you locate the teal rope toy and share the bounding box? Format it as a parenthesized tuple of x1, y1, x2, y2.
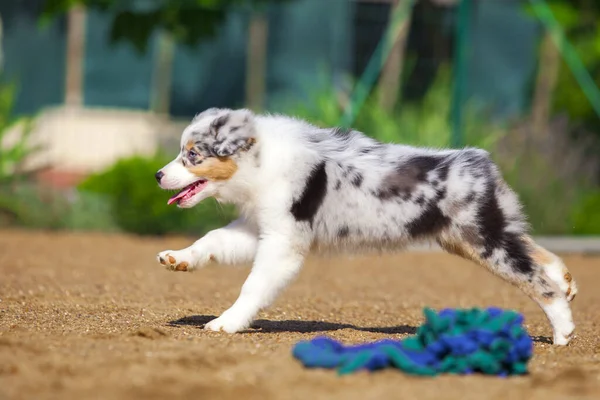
(292, 307, 533, 376)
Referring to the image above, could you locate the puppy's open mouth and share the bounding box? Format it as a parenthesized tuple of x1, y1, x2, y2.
(167, 180, 208, 205)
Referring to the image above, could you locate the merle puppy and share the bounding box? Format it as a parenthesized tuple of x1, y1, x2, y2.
(155, 108, 577, 345)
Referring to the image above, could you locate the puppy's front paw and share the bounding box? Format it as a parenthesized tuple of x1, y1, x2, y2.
(204, 314, 250, 333)
(156, 250, 194, 272)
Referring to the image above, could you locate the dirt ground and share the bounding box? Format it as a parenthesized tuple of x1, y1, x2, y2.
(1, 229, 599, 400)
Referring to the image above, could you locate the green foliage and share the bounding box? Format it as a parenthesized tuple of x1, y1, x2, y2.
(77, 153, 236, 235)
(0, 81, 38, 184)
(284, 67, 503, 151)
(523, 0, 600, 132)
(41, 0, 294, 53)
(570, 190, 600, 235)
(0, 183, 119, 231)
(0, 78, 43, 226)
(552, 25, 600, 130)
(497, 152, 577, 235)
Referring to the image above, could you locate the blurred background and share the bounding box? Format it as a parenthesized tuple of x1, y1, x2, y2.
(0, 0, 599, 237)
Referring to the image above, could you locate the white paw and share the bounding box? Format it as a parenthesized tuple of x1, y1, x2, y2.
(553, 329, 575, 346)
(156, 249, 195, 272)
(204, 314, 250, 333)
(552, 318, 575, 346)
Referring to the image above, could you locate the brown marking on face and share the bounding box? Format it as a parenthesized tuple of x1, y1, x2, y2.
(167, 255, 176, 264)
(185, 140, 195, 151)
(566, 287, 572, 297)
(188, 157, 238, 181)
(175, 262, 188, 271)
(564, 272, 572, 282)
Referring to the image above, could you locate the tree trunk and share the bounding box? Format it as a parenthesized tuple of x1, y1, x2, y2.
(245, 12, 268, 111)
(150, 31, 175, 116)
(378, 0, 413, 113)
(531, 31, 560, 141)
(65, 6, 86, 108)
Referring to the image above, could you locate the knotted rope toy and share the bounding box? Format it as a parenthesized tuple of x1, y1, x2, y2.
(292, 307, 533, 376)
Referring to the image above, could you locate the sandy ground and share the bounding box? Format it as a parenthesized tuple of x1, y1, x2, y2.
(1, 229, 599, 400)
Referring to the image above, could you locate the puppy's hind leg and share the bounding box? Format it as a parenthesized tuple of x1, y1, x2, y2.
(437, 232, 575, 346)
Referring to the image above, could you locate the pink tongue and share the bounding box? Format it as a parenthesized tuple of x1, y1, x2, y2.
(167, 187, 193, 205)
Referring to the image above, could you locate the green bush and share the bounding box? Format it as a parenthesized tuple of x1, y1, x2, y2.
(0, 79, 37, 184)
(77, 153, 237, 236)
(0, 76, 44, 226)
(570, 190, 600, 235)
(0, 182, 120, 231)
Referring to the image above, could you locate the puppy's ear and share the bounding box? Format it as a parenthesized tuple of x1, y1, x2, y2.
(210, 109, 256, 157)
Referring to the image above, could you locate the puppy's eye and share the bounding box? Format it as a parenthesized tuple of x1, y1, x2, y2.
(188, 150, 197, 158)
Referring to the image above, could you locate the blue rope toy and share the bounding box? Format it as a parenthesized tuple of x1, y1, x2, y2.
(292, 307, 533, 376)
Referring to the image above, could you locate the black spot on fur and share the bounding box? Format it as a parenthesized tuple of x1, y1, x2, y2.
(373, 188, 397, 200)
(230, 125, 242, 132)
(503, 232, 534, 275)
(338, 226, 350, 238)
(374, 155, 445, 201)
(438, 163, 450, 181)
(406, 156, 442, 180)
(414, 195, 426, 205)
(351, 173, 363, 188)
(538, 277, 551, 289)
(542, 291, 556, 299)
(436, 187, 447, 201)
(210, 114, 229, 133)
(406, 185, 449, 237)
(407, 203, 451, 237)
(291, 162, 328, 226)
(465, 191, 477, 203)
(478, 182, 505, 259)
(464, 152, 492, 179)
(334, 180, 341, 191)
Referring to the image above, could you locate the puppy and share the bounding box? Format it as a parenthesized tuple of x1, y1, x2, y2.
(155, 107, 577, 345)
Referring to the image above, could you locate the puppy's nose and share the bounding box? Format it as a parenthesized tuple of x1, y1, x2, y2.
(155, 170, 164, 183)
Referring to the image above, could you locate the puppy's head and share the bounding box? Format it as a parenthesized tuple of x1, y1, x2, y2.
(156, 108, 256, 208)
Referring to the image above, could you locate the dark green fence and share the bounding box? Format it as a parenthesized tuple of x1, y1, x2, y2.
(0, 0, 574, 123)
